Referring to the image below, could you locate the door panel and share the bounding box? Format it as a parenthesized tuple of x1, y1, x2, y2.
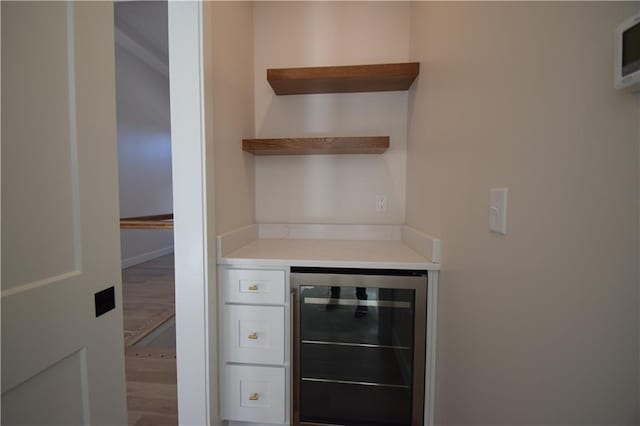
(1, 1, 78, 291)
(1, 2, 127, 425)
(2, 350, 89, 426)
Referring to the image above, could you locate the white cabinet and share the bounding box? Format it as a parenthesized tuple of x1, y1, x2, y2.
(223, 305, 285, 365)
(222, 364, 286, 424)
(219, 267, 289, 425)
(223, 268, 286, 305)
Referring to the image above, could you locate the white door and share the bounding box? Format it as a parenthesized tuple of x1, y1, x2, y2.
(2, 2, 128, 425)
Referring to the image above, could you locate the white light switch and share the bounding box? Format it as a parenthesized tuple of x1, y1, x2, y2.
(489, 188, 508, 235)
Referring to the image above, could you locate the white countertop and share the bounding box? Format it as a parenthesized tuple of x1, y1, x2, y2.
(220, 238, 439, 270)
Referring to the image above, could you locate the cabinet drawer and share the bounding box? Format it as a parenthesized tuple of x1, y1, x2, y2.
(223, 269, 286, 305)
(223, 305, 285, 365)
(222, 365, 285, 424)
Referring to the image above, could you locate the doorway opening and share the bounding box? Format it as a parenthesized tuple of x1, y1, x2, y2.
(113, 2, 177, 425)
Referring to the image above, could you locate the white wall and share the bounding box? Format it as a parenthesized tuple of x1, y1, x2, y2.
(406, 2, 640, 424)
(210, 2, 255, 235)
(115, 2, 173, 267)
(632, 0, 640, 416)
(253, 1, 410, 225)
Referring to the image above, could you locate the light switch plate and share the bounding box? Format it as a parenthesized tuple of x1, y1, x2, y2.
(489, 188, 508, 235)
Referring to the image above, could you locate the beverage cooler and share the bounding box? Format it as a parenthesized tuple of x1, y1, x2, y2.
(291, 268, 428, 426)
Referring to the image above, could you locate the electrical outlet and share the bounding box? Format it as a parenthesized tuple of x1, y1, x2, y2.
(376, 194, 387, 212)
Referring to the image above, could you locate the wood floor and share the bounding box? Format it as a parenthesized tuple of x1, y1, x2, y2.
(122, 254, 175, 346)
(122, 254, 177, 426)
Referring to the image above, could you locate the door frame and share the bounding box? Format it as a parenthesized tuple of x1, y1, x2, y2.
(168, 2, 218, 425)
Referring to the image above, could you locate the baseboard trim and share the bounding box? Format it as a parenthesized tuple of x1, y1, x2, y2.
(121, 246, 174, 269)
(217, 224, 258, 260)
(258, 223, 402, 241)
(401, 226, 441, 264)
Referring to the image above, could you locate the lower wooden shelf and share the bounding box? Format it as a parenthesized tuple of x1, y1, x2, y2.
(242, 136, 389, 155)
(120, 214, 174, 230)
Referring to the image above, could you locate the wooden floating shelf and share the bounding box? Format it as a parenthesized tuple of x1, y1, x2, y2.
(120, 213, 174, 230)
(267, 62, 419, 95)
(243, 136, 389, 156)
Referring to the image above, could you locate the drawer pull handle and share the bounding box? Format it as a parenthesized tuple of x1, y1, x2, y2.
(248, 284, 259, 291)
(247, 332, 258, 340)
(249, 392, 259, 401)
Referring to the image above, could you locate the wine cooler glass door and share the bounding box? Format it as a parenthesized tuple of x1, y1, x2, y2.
(292, 271, 427, 426)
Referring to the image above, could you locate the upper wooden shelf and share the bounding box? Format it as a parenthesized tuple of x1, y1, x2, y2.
(243, 136, 389, 155)
(267, 62, 419, 95)
(120, 214, 174, 230)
